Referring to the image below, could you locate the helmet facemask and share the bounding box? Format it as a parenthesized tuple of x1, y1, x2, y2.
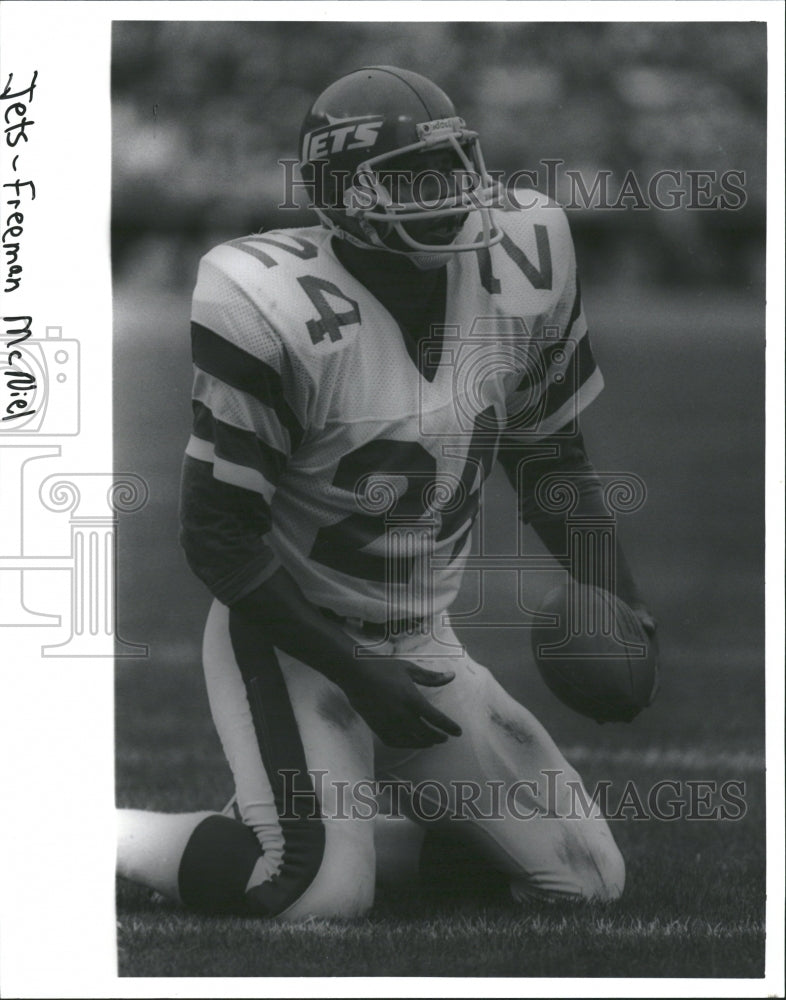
(305, 116, 502, 265)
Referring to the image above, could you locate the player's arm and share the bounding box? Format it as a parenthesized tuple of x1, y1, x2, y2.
(497, 427, 656, 635)
(497, 203, 655, 634)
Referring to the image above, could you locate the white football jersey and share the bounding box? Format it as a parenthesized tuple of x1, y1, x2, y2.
(185, 193, 602, 621)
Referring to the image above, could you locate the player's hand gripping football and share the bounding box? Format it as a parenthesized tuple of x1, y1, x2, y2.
(343, 657, 463, 749)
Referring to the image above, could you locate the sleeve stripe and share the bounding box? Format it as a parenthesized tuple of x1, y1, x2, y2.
(185, 435, 277, 503)
(184, 435, 215, 464)
(509, 317, 585, 400)
(192, 400, 288, 486)
(504, 331, 602, 438)
(192, 369, 292, 454)
(562, 276, 582, 344)
(541, 332, 597, 420)
(213, 458, 277, 503)
(537, 367, 604, 438)
(191, 322, 304, 450)
(540, 279, 583, 350)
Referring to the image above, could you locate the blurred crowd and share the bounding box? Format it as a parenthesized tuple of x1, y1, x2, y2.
(112, 21, 766, 290)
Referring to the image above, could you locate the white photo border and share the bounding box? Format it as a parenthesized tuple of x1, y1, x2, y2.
(0, 2, 782, 997)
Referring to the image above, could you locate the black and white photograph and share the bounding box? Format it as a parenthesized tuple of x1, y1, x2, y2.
(0, 4, 784, 996)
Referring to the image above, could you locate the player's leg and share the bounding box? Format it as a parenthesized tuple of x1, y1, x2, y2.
(118, 599, 376, 919)
(374, 622, 625, 903)
(116, 807, 273, 912)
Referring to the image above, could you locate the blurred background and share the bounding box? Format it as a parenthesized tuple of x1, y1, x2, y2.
(112, 20, 766, 290)
(114, 21, 766, 805)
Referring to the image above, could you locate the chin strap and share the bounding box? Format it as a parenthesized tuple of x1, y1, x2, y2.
(320, 210, 456, 268)
(408, 251, 453, 271)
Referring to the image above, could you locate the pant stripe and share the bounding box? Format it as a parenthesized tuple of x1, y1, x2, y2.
(227, 609, 326, 915)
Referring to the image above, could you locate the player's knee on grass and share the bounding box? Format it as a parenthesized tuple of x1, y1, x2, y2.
(574, 820, 625, 903)
(550, 773, 627, 903)
(510, 823, 625, 904)
(275, 815, 376, 921)
(599, 841, 626, 902)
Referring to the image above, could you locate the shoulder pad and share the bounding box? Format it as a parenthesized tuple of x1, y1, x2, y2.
(194, 226, 365, 369)
(496, 189, 571, 246)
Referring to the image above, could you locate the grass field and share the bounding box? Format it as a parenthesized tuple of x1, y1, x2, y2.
(114, 278, 766, 979)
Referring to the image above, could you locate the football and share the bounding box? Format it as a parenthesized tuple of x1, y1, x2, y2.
(530, 583, 659, 723)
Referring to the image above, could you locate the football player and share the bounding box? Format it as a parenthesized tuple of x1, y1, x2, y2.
(117, 66, 657, 918)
